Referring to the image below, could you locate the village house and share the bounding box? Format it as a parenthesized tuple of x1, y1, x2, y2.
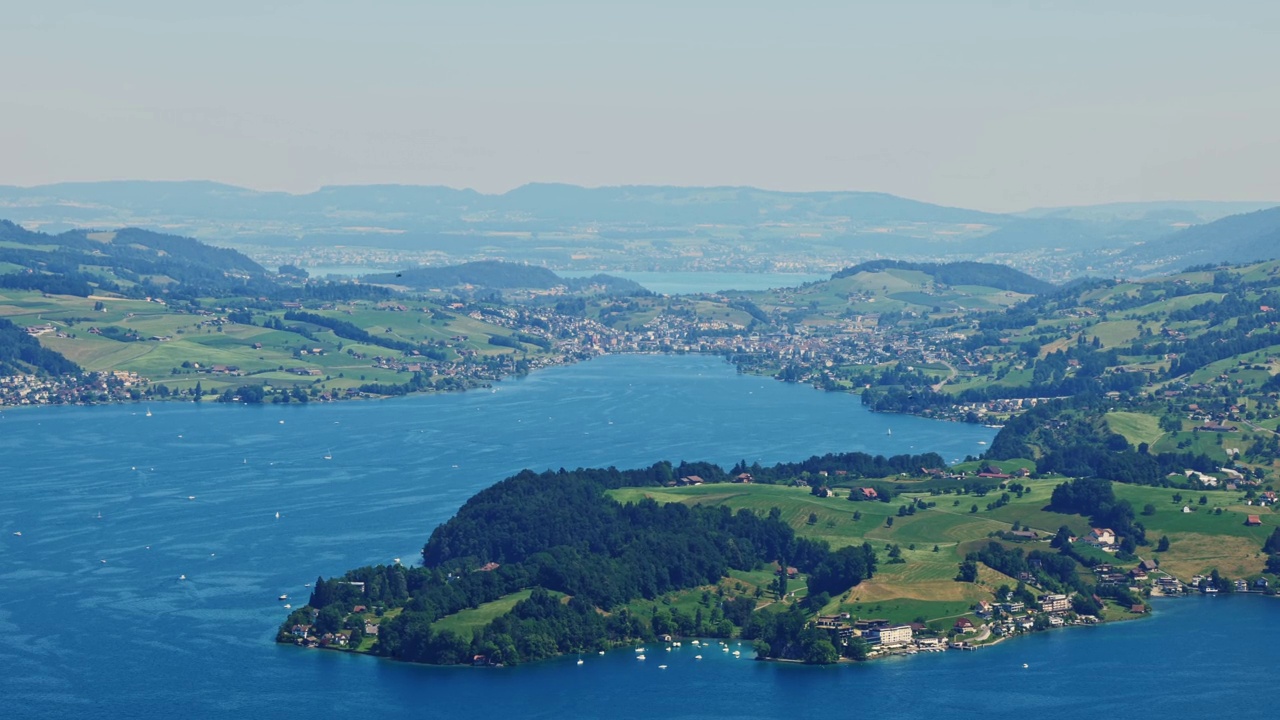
(1086, 528, 1117, 548)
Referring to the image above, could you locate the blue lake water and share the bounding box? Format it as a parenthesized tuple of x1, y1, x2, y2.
(559, 270, 829, 295)
(0, 354, 1272, 719)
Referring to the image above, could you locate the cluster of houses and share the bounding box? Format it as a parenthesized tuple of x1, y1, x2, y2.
(975, 592, 1101, 637)
(0, 370, 148, 406)
(288, 605, 380, 649)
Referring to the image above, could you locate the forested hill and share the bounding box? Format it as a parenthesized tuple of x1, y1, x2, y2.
(365, 260, 647, 294)
(0, 318, 81, 376)
(281, 451, 938, 665)
(831, 260, 1055, 295)
(1119, 206, 1280, 274)
(0, 219, 267, 297)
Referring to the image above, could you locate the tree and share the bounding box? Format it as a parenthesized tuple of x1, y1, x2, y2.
(1157, 536, 1170, 552)
(1266, 554, 1280, 575)
(1050, 525, 1072, 549)
(314, 605, 344, 635)
(802, 635, 839, 665)
(956, 559, 979, 583)
(1264, 527, 1280, 555)
(807, 512, 818, 525)
(843, 636, 870, 661)
(1142, 503, 1156, 516)
(885, 517, 894, 528)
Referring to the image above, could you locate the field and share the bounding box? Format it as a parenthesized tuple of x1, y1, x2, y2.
(431, 589, 556, 640)
(609, 480, 1074, 624)
(609, 474, 1280, 625)
(0, 290, 551, 396)
(1105, 411, 1165, 448)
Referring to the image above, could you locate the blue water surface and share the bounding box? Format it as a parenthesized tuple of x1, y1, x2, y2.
(0, 354, 1271, 719)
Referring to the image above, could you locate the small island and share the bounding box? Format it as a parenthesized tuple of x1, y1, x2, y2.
(278, 450, 1280, 666)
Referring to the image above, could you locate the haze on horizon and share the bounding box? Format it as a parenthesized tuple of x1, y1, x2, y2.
(4, 0, 1278, 213)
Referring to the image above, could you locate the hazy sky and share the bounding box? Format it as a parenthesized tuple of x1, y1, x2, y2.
(4, 1, 1278, 211)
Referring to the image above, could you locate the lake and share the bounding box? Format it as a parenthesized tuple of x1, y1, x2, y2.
(0, 354, 1272, 719)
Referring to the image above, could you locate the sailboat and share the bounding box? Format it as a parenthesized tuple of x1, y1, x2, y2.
(275, 511, 280, 520)
(887, 428, 892, 436)
(146, 407, 153, 417)
(323, 450, 332, 460)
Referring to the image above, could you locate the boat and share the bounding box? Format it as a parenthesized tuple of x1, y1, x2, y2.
(323, 450, 332, 460)
(658, 665, 667, 669)
(636, 655, 645, 661)
(598, 651, 605, 655)
(187, 496, 195, 501)
(275, 512, 280, 519)
(694, 655, 702, 660)
(145, 408, 152, 417)
(576, 659, 584, 665)
(179, 574, 186, 580)
(283, 604, 291, 609)
(279, 594, 289, 601)
(1022, 663, 1029, 668)
(635, 647, 645, 652)
(977, 440, 987, 445)
(12, 531, 20, 537)
(733, 650, 741, 656)
(887, 428, 892, 435)
(393, 558, 401, 564)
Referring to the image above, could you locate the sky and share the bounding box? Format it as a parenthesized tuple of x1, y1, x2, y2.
(3, 0, 1278, 212)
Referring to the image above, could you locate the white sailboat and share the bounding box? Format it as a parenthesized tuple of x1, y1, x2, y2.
(323, 450, 332, 460)
(146, 407, 153, 417)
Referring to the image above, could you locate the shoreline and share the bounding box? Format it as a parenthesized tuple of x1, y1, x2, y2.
(0, 350, 990, 429)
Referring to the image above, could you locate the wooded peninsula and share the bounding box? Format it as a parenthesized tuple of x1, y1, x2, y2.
(278, 447, 1280, 666)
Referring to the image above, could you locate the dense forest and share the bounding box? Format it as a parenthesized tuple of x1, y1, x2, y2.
(280, 455, 909, 665)
(831, 259, 1055, 295)
(0, 318, 82, 376)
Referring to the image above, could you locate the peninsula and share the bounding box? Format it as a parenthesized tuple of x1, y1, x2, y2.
(278, 449, 1280, 665)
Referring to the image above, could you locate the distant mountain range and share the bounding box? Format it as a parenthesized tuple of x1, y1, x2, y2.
(2, 181, 1276, 279)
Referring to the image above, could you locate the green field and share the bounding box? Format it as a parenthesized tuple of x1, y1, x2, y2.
(431, 588, 551, 640)
(0, 290, 556, 398)
(608, 473, 1280, 625)
(1106, 411, 1165, 448)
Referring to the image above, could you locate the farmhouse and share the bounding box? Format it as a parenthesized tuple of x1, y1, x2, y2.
(1086, 528, 1117, 547)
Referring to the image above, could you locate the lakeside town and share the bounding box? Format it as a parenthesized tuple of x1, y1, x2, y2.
(2, 286, 1040, 422)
